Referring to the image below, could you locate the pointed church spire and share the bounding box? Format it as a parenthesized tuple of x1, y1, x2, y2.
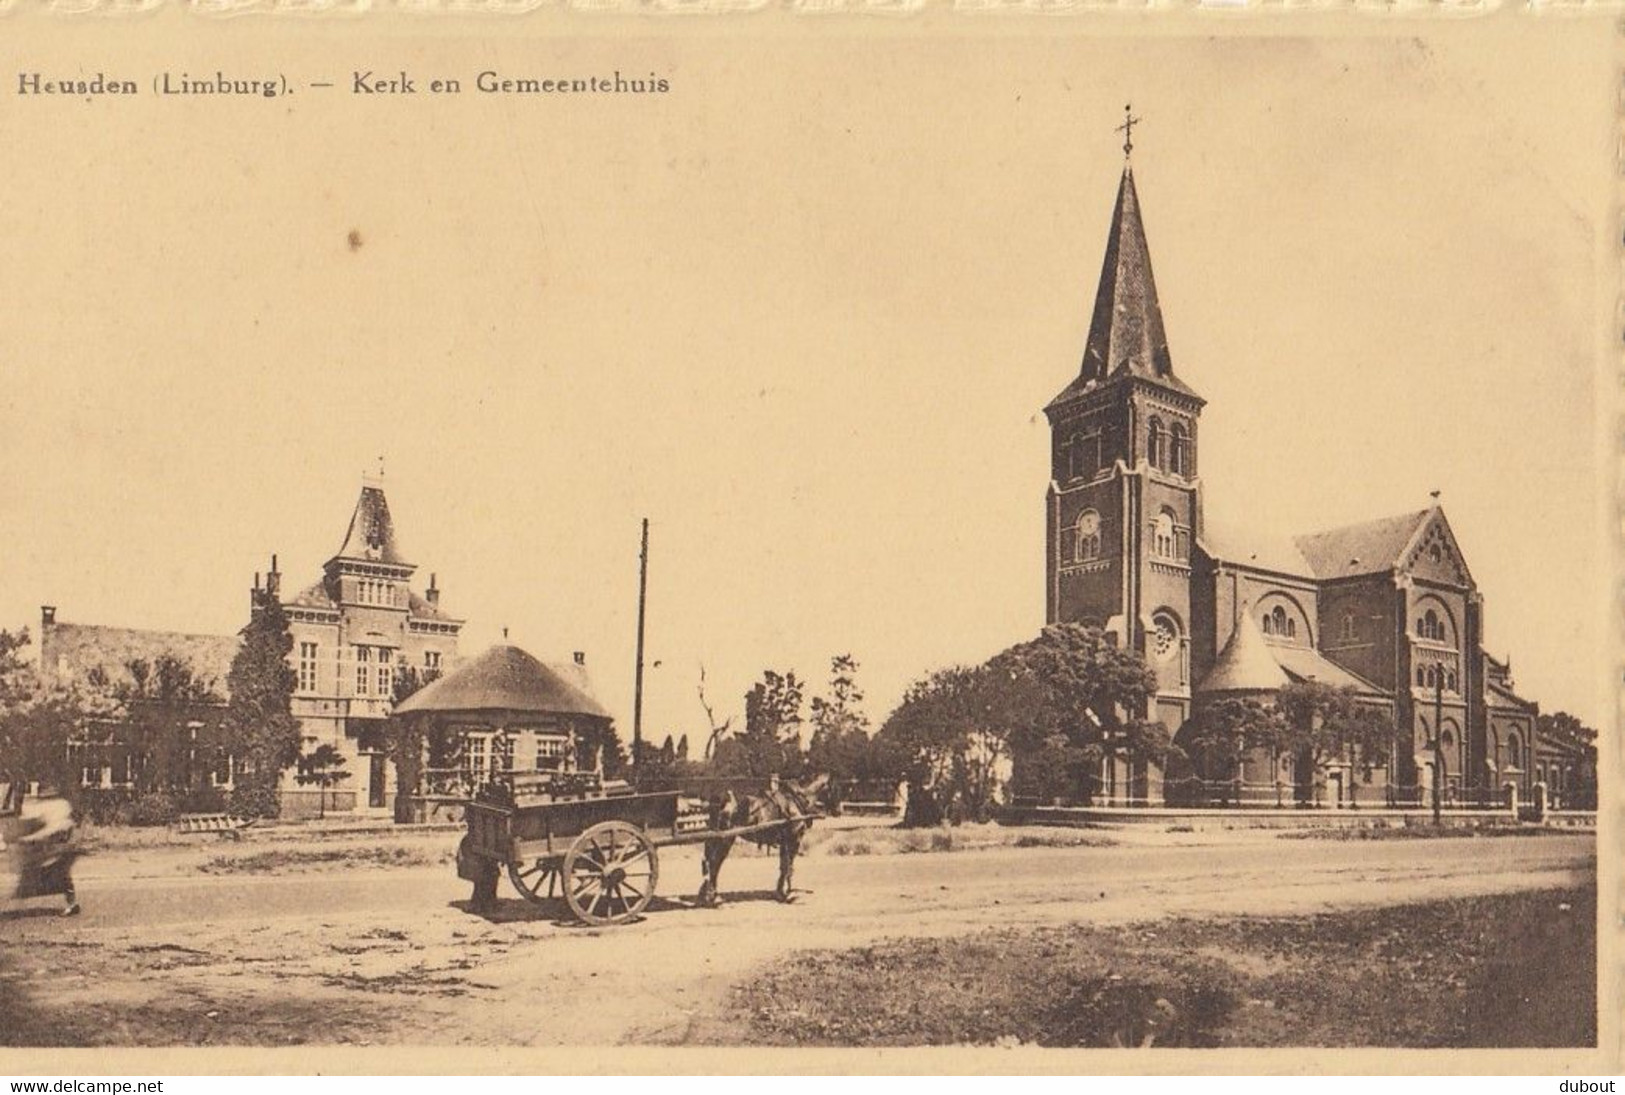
(1047, 118, 1202, 412)
(1081, 165, 1171, 384)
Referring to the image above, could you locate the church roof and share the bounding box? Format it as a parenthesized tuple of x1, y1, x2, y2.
(1292, 508, 1432, 580)
(1198, 517, 1315, 579)
(330, 484, 411, 568)
(1197, 609, 1288, 694)
(1487, 678, 1535, 712)
(393, 644, 610, 720)
(1271, 645, 1387, 696)
(1048, 167, 1203, 412)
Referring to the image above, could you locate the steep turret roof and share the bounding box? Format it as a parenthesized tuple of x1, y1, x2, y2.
(329, 483, 410, 568)
(1197, 607, 1288, 695)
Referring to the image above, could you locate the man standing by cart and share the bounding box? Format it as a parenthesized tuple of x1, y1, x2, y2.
(6, 782, 81, 916)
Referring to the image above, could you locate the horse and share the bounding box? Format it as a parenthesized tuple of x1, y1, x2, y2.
(698, 774, 826, 907)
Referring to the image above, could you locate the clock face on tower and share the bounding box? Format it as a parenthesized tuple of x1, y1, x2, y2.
(1079, 511, 1100, 537)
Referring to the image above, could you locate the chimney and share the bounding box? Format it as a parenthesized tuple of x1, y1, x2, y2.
(573, 651, 585, 666)
(426, 572, 440, 607)
(40, 605, 55, 627)
(265, 553, 282, 599)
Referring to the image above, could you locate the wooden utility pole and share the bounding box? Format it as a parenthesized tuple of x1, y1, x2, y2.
(632, 518, 650, 769)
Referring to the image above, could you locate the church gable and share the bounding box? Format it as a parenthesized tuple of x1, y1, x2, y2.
(1399, 510, 1474, 589)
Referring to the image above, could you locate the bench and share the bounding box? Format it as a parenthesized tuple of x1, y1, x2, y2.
(174, 813, 256, 837)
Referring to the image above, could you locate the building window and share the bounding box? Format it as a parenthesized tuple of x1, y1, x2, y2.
(1446, 669, 1458, 692)
(1417, 608, 1446, 642)
(466, 734, 487, 779)
(1169, 422, 1189, 476)
(1340, 614, 1357, 642)
(1152, 508, 1177, 560)
(1505, 732, 1521, 769)
(425, 650, 442, 673)
(1416, 666, 1426, 688)
(355, 645, 372, 696)
(1146, 416, 1165, 470)
(109, 753, 131, 787)
(536, 736, 569, 772)
(298, 642, 319, 693)
(377, 648, 394, 699)
(1073, 510, 1102, 562)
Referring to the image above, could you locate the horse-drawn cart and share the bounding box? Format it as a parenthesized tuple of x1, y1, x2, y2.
(457, 773, 817, 926)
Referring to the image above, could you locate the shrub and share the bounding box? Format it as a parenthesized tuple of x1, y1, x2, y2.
(120, 791, 179, 827)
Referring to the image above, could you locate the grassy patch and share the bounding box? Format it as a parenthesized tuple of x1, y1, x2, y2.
(198, 845, 450, 875)
(727, 885, 1595, 1048)
(808, 823, 1113, 857)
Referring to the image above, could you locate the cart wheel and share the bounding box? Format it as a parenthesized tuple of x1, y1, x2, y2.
(563, 820, 659, 926)
(507, 858, 562, 905)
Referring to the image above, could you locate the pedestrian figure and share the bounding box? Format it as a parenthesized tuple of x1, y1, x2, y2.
(5, 783, 80, 916)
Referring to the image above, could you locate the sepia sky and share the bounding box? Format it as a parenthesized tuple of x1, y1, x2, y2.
(0, 12, 1613, 739)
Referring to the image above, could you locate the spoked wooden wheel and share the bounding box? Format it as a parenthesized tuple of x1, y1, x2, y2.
(563, 820, 659, 926)
(507, 858, 562, 905)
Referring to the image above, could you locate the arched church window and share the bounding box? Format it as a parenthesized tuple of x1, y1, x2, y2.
(1287, 617, 1297, 639)
(1506, 732, 1521, 768)
(1152, 509, 1176, 559)
(1263, 614, 1276, 637)
(1073, 510, 1101, 563)
(1416, 667, 1426, 687)
(1424, 666, 1436, 689)
(1269, 605, 1288, 637)
(1169, 422, 1189, 476)
(1341, 614, 1357, 642)
(1446, 670, 1458, 692)
(1146, 417, 1165, 470)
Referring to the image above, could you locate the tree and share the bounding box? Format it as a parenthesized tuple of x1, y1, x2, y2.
(222, 598, 302, 818)
(875, 663, 1018, 825)
(576, 720, 628, 778)
(807, 654, 873, 805)
(1183, 698, 1287, 805)
(0, 628, 83, 805)
(713, 669, 806, 779)
(992, 623, 1166, 805)
(696, 664, 733, 762)
(117, 654, 225, 799)
(294, 743, 350, 819)
(1276, 681, 1394, 807)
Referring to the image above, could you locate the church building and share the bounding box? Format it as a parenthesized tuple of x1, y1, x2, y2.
(1042, 131, 1539, 807)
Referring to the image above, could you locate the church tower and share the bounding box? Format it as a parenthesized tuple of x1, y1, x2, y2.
(1043, 114, 1204, 742)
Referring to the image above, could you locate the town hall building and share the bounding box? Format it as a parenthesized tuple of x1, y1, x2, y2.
(1042, 135, 1539, 807)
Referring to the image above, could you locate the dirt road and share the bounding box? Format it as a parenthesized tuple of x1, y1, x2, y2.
(0, 831, 1596, 1047)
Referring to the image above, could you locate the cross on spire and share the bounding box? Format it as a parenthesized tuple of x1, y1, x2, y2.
(1116, 103, 1140, 159)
